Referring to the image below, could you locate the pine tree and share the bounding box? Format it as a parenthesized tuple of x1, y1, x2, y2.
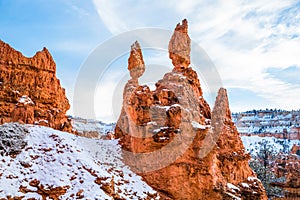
(249, 139, 285, 198)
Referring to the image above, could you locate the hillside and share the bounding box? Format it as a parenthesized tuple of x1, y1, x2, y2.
(0, 123, 158, 199)
(233, 110, 300, 199)
(232, 109, 300, 139)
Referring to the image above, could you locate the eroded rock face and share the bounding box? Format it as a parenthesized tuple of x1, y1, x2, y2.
(272, 153, 300, 198)
(115, 20, 267, 199)
(128, 41, 145, 80)
(168, 19, 191, 70)
(115, 41, 150, 139)
(291, 144, 300, 155)
(212, 88, 267, 200)
(0, 40, 72, 132)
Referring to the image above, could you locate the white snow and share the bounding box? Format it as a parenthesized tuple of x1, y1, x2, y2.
(241, 135, 299, 156)
(37, 119, 48, 124)
(154, 105, 171, 111)
(153, 127, 169, 133)
(224, 192, 241, 200)
(18, 95, 34, 105)
(147, 121, 157, 126)
(0, 123, 28, 156)
(0, 124, 158, 199)
(191, 121, 207, 130)
(241, 182, 249, 188)
(205, 119, 211, 124)
(172, 73, 187, 80)
(227, 183, 240, 192)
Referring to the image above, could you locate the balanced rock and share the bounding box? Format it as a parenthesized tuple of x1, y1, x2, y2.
(168, 19, 191, 70)
(128, 41, 145, 80)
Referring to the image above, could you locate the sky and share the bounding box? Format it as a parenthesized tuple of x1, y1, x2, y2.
(0, 0, 300, 122)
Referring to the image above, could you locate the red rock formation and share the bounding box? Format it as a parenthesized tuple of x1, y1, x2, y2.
(114, 40, 151, 139)
(168, 19, 190, 70)
(11, 95, 35, 124)
(0, 40, 72, 132)
(291, 144, 300, 155)
(212, 88, 267, 199)
(290, 127, 300, 140)
(115, 20, 267, 199)
(272, 153, 300, 198)
(128, 41, 145, 80)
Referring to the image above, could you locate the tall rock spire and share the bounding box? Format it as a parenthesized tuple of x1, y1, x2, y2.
(128, 41, 145, 80)
(168, 19, 191, 70)
(212, 88, 233, 124)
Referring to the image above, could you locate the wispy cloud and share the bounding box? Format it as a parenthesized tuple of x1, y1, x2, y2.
(266, 66, 300, 85)
(93, 0, 129, 34)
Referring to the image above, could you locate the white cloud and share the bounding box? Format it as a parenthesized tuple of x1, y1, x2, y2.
(93, 0, 129, 34)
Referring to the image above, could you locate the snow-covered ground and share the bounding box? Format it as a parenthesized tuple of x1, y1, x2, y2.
(0, 123, 158, 199)
(241, 135, 300, 156)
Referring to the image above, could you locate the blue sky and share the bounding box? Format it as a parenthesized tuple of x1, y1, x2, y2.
(1, 0, 300, 122)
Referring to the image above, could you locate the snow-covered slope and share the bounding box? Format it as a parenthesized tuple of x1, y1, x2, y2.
(0, 123, 158, 199)
(232, 110, 300, 157)
(241, 135, 300, 156)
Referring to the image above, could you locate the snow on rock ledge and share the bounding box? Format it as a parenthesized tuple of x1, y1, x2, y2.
(191, 121, 207, 130)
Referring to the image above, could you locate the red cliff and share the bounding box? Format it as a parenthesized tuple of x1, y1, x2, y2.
(0, 40, 72, 132)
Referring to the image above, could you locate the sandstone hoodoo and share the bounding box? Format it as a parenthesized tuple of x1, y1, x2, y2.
(168, 18, 190, 70)
(128, 41, 146, 80)
(115, 19, 268, 199)
(0, 40, 72, 132)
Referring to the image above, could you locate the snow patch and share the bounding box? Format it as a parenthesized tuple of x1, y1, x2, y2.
(225, 192, 241, 200)
(227, 183, 240, 192)
(191, 121, 206, 129)
(247, 176, 259, 182)
(241, 182, 249, 188)
(18, 95, 34, 105)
